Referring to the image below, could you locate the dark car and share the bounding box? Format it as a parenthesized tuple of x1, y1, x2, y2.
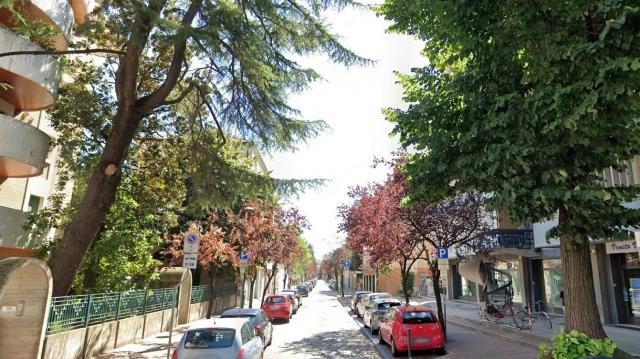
(220, 308, 273, 348)
(296, 285, 309, 297)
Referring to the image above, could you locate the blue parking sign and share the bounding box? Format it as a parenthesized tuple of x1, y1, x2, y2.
(437, 247, 448, 259)
(343, 260, 350, 270)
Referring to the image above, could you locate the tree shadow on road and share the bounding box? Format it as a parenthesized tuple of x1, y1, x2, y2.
(277, 329, 379, 358)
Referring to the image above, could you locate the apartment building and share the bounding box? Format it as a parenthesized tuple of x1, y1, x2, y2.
(443, 158, 640, 327)
(0, 1, 89, 258)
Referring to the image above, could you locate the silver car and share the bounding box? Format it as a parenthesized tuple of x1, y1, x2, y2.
(172, 317, 263, 359)
(356, 292, 391, 318)
(363, 298, 402, 333)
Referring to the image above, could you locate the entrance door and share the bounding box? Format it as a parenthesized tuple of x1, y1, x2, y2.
(623, 268, 640, 325)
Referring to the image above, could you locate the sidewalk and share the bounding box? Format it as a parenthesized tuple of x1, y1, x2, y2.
(417, 296, 640, 358)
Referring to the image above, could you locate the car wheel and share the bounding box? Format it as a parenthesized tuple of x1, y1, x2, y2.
(285, 317, 290, 323)
(435, 346, 446, 355)
(378, 330, 384, 344)
(363, 317, 369, 328)
(391, 338, 401, 357)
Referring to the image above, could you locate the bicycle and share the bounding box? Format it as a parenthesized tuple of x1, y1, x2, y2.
(515, 300, 552, 330)
(480, 295, 525, 329)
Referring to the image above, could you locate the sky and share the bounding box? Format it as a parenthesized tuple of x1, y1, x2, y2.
(265, 2, 425, 259)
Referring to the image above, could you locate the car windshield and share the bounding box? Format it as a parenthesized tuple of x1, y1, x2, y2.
(370, 294, 390, 301)
(356, 293, 368, 300)
(266, 296, 286, 304)
(402, 311, 437, 324)
(184, 328, 235, 349)
(377, 302, 401, 310)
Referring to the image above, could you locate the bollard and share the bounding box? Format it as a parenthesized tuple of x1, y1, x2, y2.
(407, 327, 413, 359)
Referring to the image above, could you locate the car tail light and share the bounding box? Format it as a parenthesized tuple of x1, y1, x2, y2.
(255, 325, 262, 334)
(171, 350, 177, 359)
(235, 347, 245, 359)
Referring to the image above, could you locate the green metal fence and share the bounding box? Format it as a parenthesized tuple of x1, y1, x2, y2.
(46, 287, 178, 334)
(190, 285, 209, 304)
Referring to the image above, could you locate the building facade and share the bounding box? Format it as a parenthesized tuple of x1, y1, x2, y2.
(0, 1, 88, 258)
(442, 158, 640, 328)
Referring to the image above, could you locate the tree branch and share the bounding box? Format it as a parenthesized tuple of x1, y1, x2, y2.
(0, 48, 124, 58)
(160, 82, 196, 106)
(137, 0, 203, 112)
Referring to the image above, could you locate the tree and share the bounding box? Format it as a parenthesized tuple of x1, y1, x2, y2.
(339, 180, 425, 305)
(11, 0, 368, 295)
(163, 214, 237, 317)
(378, 0, 640, 338)
(321, 247, 347, 296)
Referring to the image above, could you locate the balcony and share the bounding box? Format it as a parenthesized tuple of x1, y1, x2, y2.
(0, 114, 50, 178)
(465, 229, 535, 257)
(0, 27, 60, 110)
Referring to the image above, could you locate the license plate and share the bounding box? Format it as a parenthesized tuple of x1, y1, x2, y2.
(270, 305, 279, 310)
(412, 338, 431, 344)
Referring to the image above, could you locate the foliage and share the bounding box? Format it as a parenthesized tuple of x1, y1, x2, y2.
(538, 330, 616, 359)
(164, 214, 238, 274)
(377, 0, 640, 337)
(377, 0, 640, 243)
(339, 154, 489, 304)
(0, 0, 59, 49)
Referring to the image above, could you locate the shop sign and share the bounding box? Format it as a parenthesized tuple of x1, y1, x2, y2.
(605, 240, 638, 254)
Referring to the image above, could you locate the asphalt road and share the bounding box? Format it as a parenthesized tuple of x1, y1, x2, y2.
(266, 280, 538, 359)
(264, 280, 381, 358)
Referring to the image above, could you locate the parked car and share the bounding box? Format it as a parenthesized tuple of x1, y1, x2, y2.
(363, 298, 402, 333)
(171, 317, 263, 359)
(220, 308, 273, 348)
(262, 294, 292, 322)
(296, 285, 309, 297)
(282, 289, 302, 307)
(378, 306, 445, 357)
(351, 291, 371, 315)
(357, 292, 391, 318)
(279, 292, 299, 314)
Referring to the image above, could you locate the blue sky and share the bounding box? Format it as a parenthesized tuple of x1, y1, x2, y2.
(265, 2, 424, 258)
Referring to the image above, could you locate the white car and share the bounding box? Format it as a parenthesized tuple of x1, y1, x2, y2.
(356, 292, 391, 318)
(172, 317, 263, 359)
(363, 298, 402, 333)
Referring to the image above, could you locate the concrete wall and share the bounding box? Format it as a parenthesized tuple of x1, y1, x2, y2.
(188, 302, 208, 322)
(42, 308, 176, 359)
(0, 258, 51, 359)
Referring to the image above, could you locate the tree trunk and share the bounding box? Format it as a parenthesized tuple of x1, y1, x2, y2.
(283, 273, 288, 290)
(206, 275, 216, 318)
(400, 261, 410, 305)
(559, 207, 606, 338)
(260, 267, 276, 307)
(47, 108, 143, 295)
(82, 254, 99, 292)
(430, 262, 446, 337)
(249, 275, 256, 309)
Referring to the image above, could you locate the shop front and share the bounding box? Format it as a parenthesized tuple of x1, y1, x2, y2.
(607, 240, 640, 325)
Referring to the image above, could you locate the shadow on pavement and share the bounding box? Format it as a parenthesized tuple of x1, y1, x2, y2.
(278, 329, 378, 358)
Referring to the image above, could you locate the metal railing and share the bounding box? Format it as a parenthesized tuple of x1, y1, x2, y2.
(470, 229, 534, 253)
(190, 285, 209, 304)
(46, 287, 178, 334)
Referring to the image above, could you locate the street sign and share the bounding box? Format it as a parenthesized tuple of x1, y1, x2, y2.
(183, 252, 198, 269)
(182, 231, 200, 269)
(184, 232, 200, 254)
(343, 260, 350, 270)
(240, 252, 249, 260)
(437, 247, 448, 259)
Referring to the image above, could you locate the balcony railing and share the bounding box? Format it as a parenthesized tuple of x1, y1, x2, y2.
(469, 229, 534, 253)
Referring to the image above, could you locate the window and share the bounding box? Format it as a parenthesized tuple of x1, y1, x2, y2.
(377, 302, 401, 310)
(402, 311, 437, 324)
(259, 312, 269, 324)
(265, 296, 285, 304)
(27, 195, 42, 214)
(241, 323, 253, 344)
(184, 329, 235, 349)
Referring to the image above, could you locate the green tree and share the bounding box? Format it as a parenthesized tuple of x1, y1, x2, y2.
(6, 0, 368, 295)
(378, 1, 640, 339)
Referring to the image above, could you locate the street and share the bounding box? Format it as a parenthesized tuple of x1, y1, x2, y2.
(264, 280, 538, 359)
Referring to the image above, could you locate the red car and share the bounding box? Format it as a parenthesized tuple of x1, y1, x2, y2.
(378, 306, 445, 356)
(261, 294, 292, 322)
